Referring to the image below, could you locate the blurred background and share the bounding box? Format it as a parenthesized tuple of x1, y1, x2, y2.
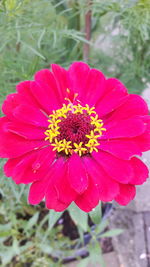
(0, 0, 150, 266)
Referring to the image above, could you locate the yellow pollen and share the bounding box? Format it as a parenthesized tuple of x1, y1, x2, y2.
(86, 130, 101, 141)
(59, 139, 72, 155)
(73, 104, 84, 114)
(91, 114, 103, 125)
(74, 142, 87, 156)
(83, 104, 96, 115)
(51, 139, 63, 152)
(44, 103, 106, 156)
(85, 140, 100, 153)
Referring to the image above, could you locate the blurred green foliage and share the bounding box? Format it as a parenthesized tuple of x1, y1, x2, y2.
(0, 0, 149, 266)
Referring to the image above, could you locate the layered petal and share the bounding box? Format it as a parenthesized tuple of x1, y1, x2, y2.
(51, 64, 69, 100)
(75, 176, 100, 212)
(93, 151, 134, 184)
(16, 81, 40, 109)
(115, 184, 136, 205)
(67, 153, 88, 193)
(68, 62, 90, 100)
(83, 156, 119, 202)
(96, 78, 128, 117)
(102, 117, 146, 139)
(105, 94, 149, 126)
(30, 69, 62, 114)
(130, 157, 149, 185)
(0, 117, 46, 158)
(100, 139, 142, 160)
(6, 121, 45, 140)
(4, 147, 55, 184)
(2, 93, 20, 120)
(13, 104, 48, 128)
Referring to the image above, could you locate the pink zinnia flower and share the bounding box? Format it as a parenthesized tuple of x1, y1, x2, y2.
(0, 62, 150, 212)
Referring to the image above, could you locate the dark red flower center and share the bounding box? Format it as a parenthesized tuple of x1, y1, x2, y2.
(44, 103, 106, 156)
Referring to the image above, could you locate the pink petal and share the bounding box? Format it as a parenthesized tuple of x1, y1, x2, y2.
(28, 177, 48, 205)
(16, 81, 40, 109)
(31, 69, 62, 114)
(80, 68, 106, 106)
(2, 93, 20, 119)
(133, 116, 150, 151)
(6, 121, 45, 140)
(13, 104, 48, 128)
(45, 158, 76, 210)
(4, 147, 55, 184)
(28, 157, 64, 205)
(96, 81, 128, 117)
(103, 117, 146, 139)
(51, 64, 69, 100)
(0, 118, 46, 158)
(105, 94, 149, 126)
(93, 151, 134, 184)
(68, 62, 90, 100)
(67, 153, 88, 193)
(75, 176, 100, 212)
(130, 157, 149, 185)
(46, 185, 69, 212)
(100, 139, 142, 160)
(115, 184, 136, 205)
(105, 77, 127, 95)
(83, 156, 119, 202)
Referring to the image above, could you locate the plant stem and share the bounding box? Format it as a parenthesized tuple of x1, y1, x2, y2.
(83, 0, 92, 62)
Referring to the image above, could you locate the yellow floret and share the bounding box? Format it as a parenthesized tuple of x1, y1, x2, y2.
(74, 142, 87, 156)
(85, 140, 100, 153)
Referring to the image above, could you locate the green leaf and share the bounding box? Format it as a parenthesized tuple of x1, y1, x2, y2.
(89, 202, 102, 225)
(68, 203, 88, 232)
(96, 219, 109, 234)
(25, 212, 39, 230)
(38, 243, 52, 254)
(0, 223, 12, 237)
(48, 210, 63, 230)
(100, 228, 124, 238)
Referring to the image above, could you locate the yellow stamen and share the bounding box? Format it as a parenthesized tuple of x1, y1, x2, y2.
(59, 139, 72, 155)
(73, 104, 84, 114)
(74, 142, 87, 156)
(91, 114, 103, 125)
(51, 139, 63, 152)
(86, 130, 101, 141)
(83, 104, 96, 115)
(85, 140, 100, 153)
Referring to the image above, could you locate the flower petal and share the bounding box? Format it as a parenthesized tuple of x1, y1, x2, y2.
(96, 78, 128, 117)
(6, 121, 45, 140)
(83, 156, 119, 202)
(115, 184, 136, 205)
(133, 116, 150, 151)
(31, 69, 62, 114)
(105, 94, 149, 126)
(2, 93, 20, 119)
(68, 62, 90, 99)
(13, 104, 48, 128)
(81, 68, 106, 106)
(75, 176, 100, 212)
(103, 117, 146, 139)
(100, 139, 142, 160)
(16, 81, 40, 108)
(67, 153, 88, 193)
(130, 157, 149, 185)
(0, 118, 46, 158)
(93, 151, 134, 184)
(4, 147, 55, 184)
(51, 64, 69, 100)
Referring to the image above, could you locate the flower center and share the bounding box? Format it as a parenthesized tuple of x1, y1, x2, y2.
(44, 104, 106, 156)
